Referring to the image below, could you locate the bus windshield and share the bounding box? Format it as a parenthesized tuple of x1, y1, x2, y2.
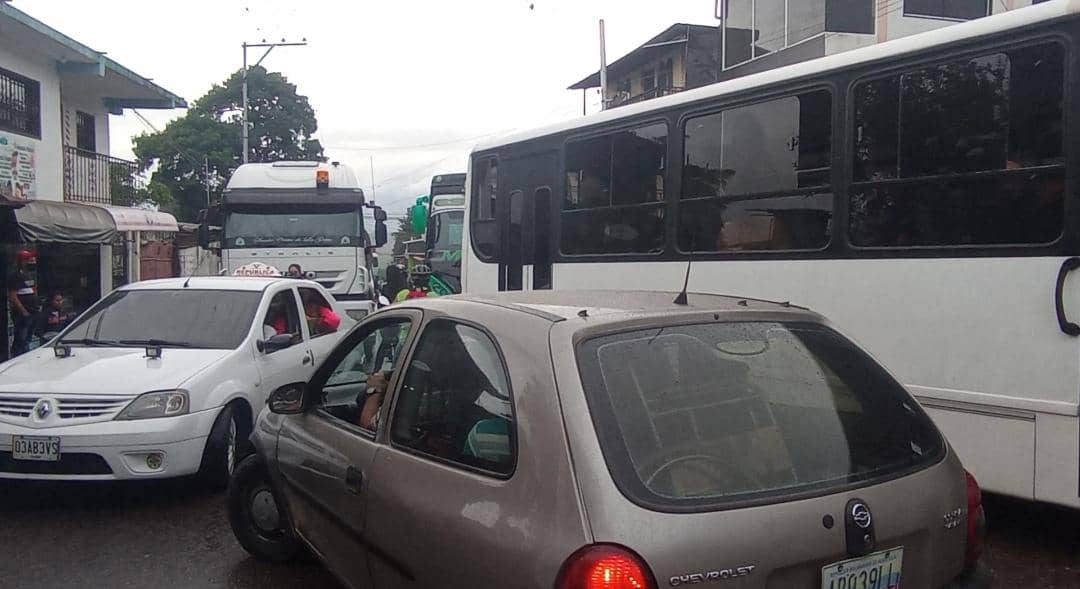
(430, 210, 464, 251)
(225, 210, 361, 248)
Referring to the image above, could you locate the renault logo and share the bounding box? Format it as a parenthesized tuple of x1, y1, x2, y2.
(851, 503, 872, 529)
(33, 399, 52, 420)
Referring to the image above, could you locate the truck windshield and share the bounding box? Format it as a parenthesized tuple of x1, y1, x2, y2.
(225, 210, 361, 248)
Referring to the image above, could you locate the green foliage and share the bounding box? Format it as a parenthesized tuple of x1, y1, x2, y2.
(391, 215, 415, 256)
(133, 66, 325, 221)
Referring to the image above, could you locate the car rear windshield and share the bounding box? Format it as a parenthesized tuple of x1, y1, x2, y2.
(576, 321, 945, 511)
(61, 289, 262, 350)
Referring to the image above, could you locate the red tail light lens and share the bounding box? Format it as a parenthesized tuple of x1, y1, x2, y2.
(965, 470, 987, 569)
(557, 544, 656, 589)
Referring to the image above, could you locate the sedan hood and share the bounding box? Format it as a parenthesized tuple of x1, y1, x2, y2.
(0, 347, 232, 395)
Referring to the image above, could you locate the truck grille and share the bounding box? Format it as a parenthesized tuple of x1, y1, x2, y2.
(0, 394, 132, 419)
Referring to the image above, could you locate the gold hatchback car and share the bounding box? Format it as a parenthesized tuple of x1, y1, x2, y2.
(227, 291, 991, 589)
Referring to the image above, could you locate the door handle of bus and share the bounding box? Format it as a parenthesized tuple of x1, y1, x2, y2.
(1055, 257, 1080, 336)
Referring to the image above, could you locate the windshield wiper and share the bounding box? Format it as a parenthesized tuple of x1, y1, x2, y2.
(57, 338, 120, 347)
(117, 338, 196, 348)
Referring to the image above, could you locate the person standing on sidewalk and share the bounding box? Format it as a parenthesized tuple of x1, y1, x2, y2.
(7, 250, 40, 356)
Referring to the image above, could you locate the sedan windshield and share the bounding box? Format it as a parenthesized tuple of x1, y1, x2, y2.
(61, 290, 262, 350)
(225, 210, 361, 248)
(577, 321, 945, 510)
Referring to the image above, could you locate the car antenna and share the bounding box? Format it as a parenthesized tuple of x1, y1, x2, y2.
(183, 275, 192, 288)
(673, 259, 692, 306)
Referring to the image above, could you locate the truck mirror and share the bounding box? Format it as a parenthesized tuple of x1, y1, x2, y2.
(373, 206, 388, 223)
(375, 220, 388, 248)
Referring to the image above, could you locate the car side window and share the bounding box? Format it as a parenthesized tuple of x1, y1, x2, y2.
(262, 290, 302, 347)
(299, 287, 341, 338)
(318, 318, 414, 432)
(390, 320, 514, 475)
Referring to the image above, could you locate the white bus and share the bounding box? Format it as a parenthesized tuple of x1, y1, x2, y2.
(462, 1, 1080, 508)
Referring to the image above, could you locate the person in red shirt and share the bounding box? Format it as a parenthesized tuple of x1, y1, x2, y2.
(302, 291, 341, 335)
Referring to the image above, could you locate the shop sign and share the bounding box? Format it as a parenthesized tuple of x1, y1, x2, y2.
(0, 133, 36, 201)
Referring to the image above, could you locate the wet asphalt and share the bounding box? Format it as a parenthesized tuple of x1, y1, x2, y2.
(0, 479, 1076, 588)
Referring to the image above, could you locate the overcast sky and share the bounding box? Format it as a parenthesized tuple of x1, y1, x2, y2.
(14, 0, 719, 218)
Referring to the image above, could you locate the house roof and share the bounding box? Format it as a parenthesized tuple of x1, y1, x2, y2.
(568, 23, 718, 90)
(0, 1, 186, 111)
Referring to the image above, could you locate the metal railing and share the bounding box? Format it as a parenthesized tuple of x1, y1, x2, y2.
(63, 146, 144, 206)
(612, 85, 686, 108)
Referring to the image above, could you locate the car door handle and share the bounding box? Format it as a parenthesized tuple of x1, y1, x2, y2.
(344, 466, 364, 495)
(302, 352, 312, 365)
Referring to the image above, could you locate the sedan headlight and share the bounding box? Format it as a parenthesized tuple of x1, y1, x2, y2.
(115, 390, 189, 420)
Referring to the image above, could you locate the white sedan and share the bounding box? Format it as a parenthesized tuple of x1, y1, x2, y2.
(0, 277, 351, 488)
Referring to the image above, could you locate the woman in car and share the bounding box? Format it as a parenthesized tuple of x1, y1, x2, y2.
(302, 290, 341, 335)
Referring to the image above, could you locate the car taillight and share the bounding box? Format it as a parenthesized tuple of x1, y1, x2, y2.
(965, 470, 987, 570)
(556, 544, 656, 589)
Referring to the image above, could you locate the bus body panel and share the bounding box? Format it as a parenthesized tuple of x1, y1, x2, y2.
(461, 3, 1080, 507)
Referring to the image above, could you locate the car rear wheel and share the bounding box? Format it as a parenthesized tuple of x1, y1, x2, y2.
(227, 455, 301, 562)
(198, 405, 239, 491)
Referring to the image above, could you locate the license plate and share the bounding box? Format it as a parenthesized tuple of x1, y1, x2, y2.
(821, 547, 903, 589)
(11, 435, 61, 461)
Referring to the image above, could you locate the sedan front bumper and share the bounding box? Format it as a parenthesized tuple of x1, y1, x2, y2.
(0, 408, 219, 481)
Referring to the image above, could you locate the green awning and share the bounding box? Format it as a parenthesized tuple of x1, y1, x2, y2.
(13, 200, 116, 244)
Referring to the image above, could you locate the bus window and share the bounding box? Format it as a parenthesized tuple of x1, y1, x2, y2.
(850, 42, 1065, 247)
(678, 90, 833, 253)
(470, 157, 499, 260)
(562, 123, 667, 255)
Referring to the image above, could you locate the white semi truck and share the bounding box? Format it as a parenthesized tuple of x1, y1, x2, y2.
(200, 161, 388, 319)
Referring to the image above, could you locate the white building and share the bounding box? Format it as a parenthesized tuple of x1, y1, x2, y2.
(0, 0, 185, 358)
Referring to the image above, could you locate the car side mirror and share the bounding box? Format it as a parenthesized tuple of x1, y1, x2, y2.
(259, 333, 294, 354)
(268, 382, 306, 414)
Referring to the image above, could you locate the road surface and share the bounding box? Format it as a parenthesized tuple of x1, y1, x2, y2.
(0, 479, 1076, 587)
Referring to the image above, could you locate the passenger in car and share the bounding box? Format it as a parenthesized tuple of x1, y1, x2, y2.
(302, 291, 341, 334)
(358, 371, 390, 430)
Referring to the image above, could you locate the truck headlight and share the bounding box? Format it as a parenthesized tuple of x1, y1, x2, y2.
(115, 390, 189, 420)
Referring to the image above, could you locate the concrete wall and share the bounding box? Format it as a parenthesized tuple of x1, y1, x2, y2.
(60, 81, 111, 156)
(0, 43, 64, 202)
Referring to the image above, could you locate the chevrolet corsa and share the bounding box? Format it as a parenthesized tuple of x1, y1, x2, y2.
(228, 291, 991, 588)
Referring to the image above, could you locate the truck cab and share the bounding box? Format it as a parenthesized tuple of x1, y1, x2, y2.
(203, 161, 388, 320)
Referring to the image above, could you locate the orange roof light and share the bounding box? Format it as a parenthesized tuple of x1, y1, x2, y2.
(316, 169, 330, 189)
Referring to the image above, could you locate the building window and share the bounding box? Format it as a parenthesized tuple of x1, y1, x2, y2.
(679, 89, 833, 253)
(563, 123, 667, 255)
(658, 59, 674, 90)
(904, 0, 990, 21)
(76, 111, 96, 152)
(641, 68, 656, 93)
(849, 42, 1065, 247)
(723, 0, 826, 70)
(0, 67, 41, 138)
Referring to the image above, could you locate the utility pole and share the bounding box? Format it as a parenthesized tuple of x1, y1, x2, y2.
(369, 155, 377, 200)
(599, 19, 609, 111)
(204, 157, 211, 205)
(241, 39, 307, 163)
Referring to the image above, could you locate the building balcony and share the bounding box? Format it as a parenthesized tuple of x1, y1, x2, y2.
(63, 145, 144, 206)
(611, 85, 685, 108)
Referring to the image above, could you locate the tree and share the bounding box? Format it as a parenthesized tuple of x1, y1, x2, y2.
(391, 216, 416, 256)
(133, 66, 325, 221)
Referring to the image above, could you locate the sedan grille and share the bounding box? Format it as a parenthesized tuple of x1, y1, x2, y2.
(0, 394, 132, 419)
